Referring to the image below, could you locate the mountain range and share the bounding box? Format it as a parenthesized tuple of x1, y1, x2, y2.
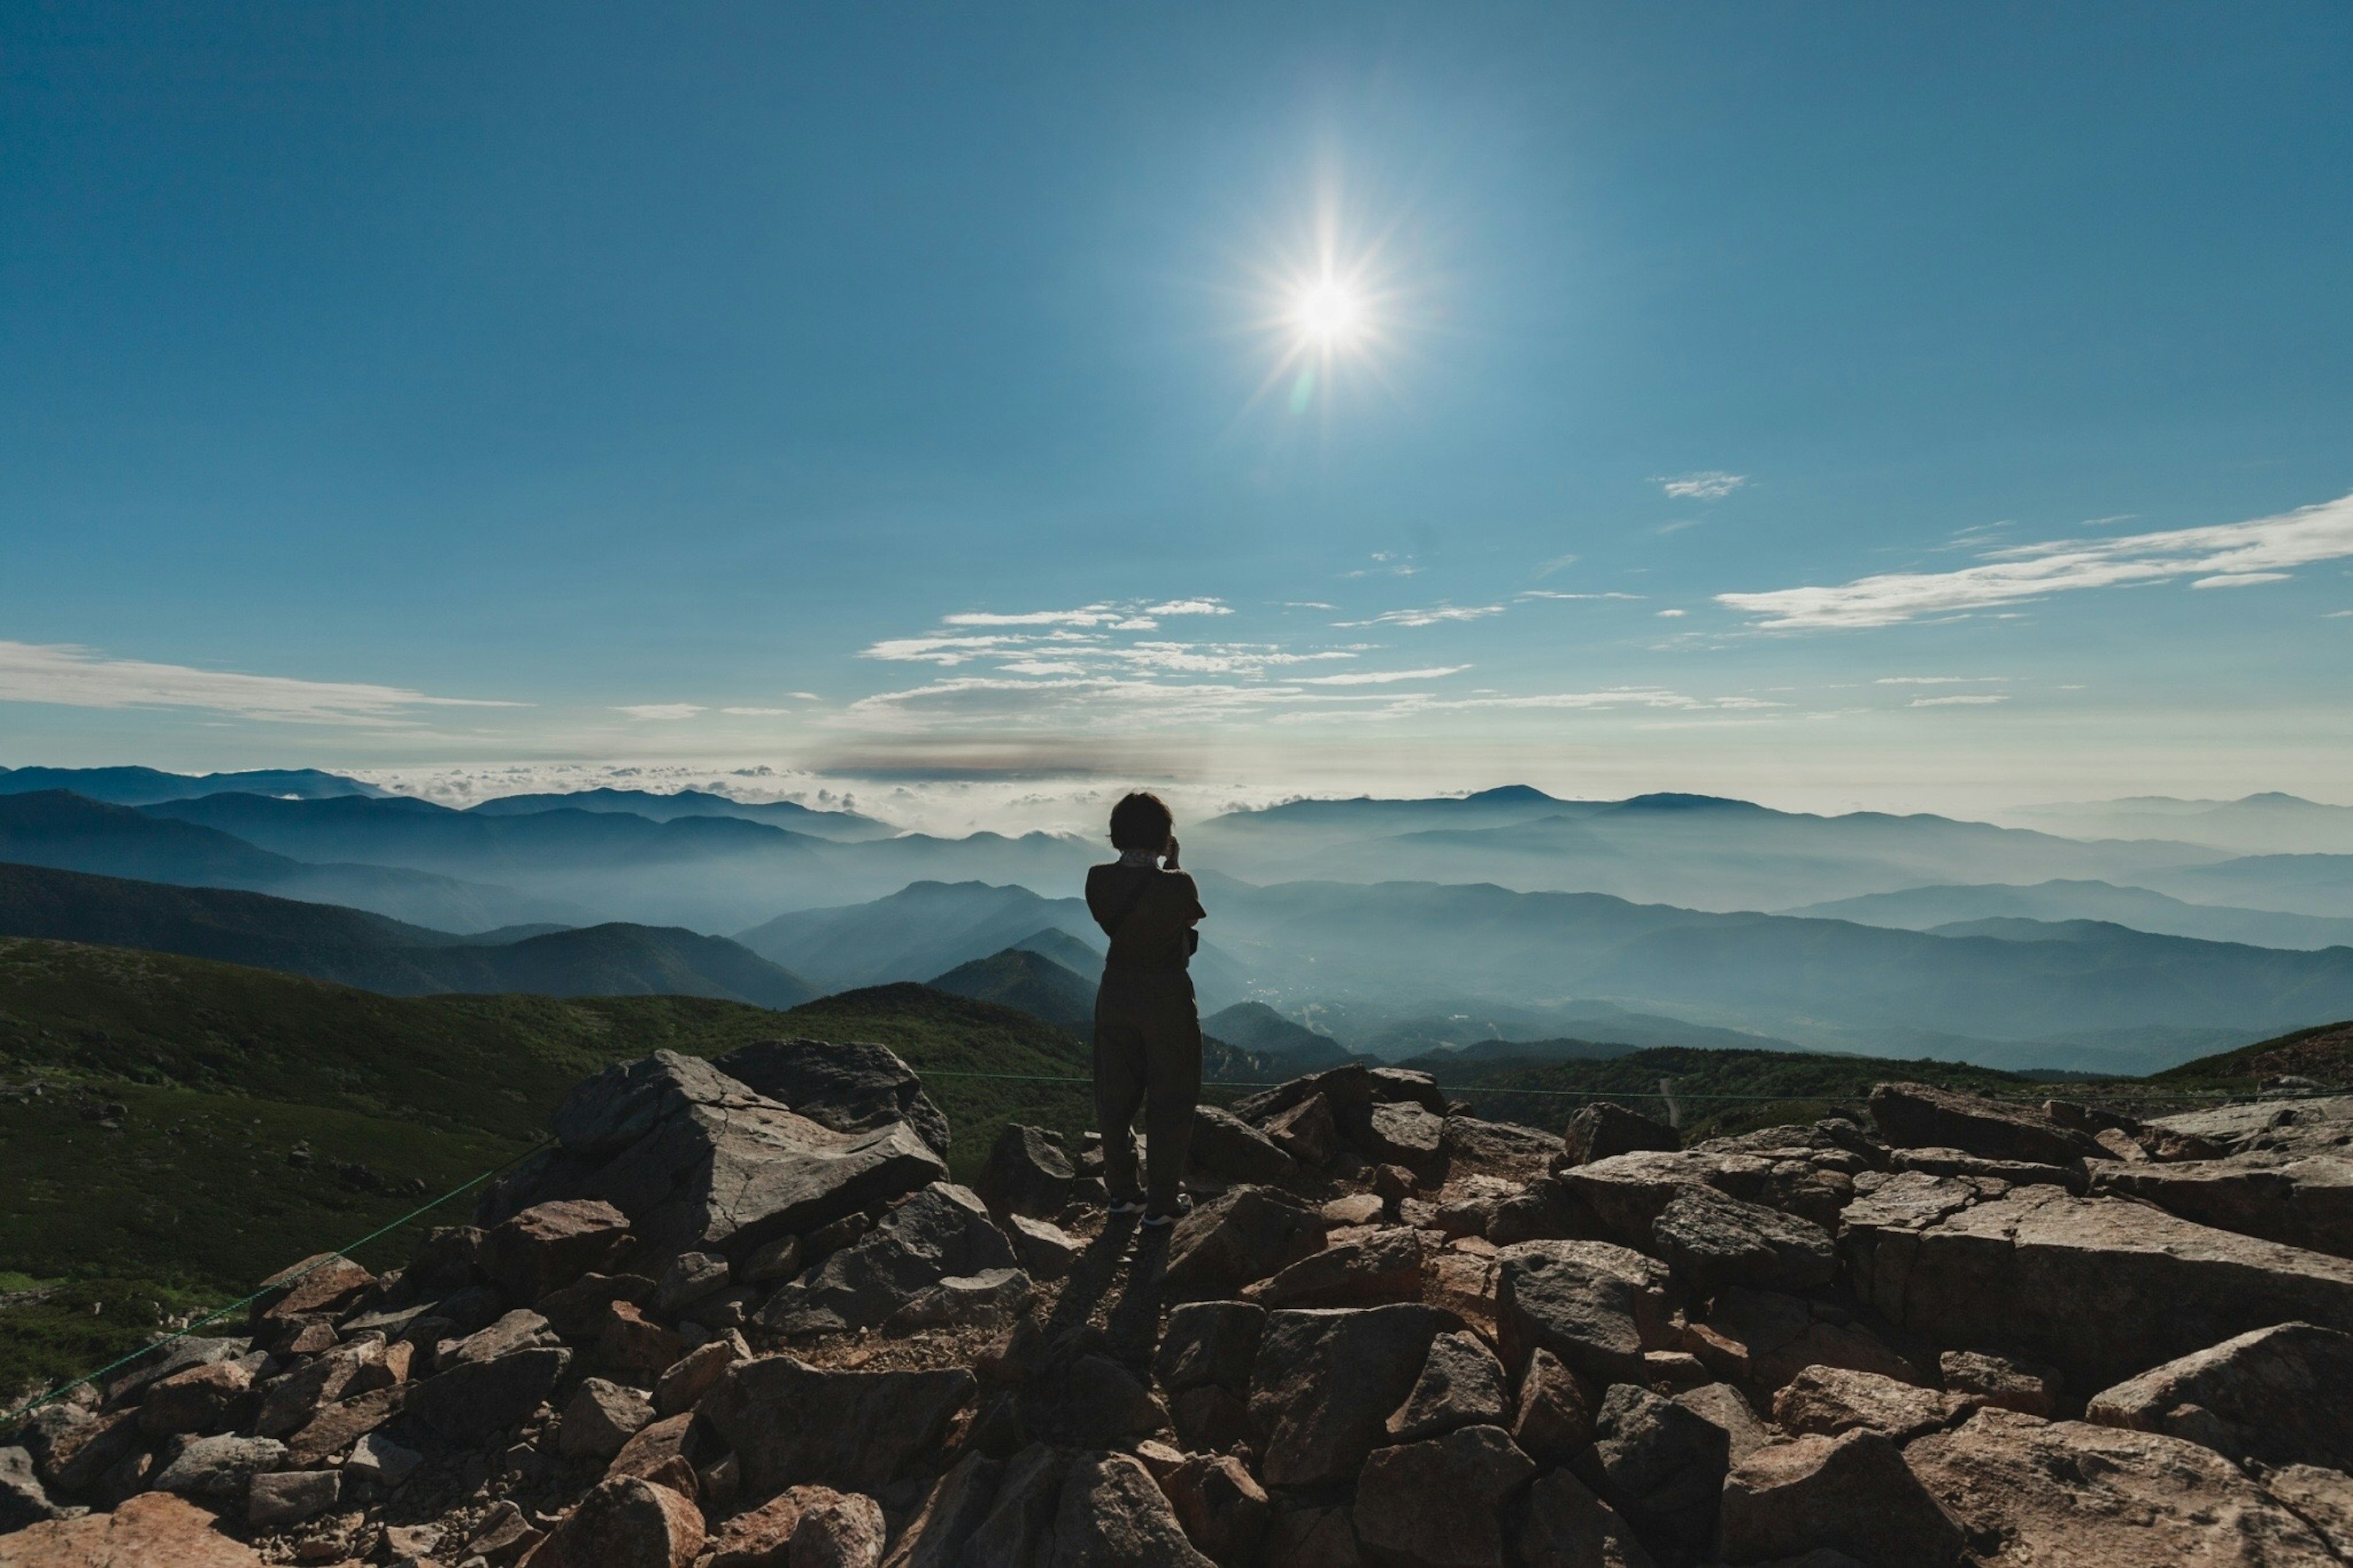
(1788, 879, 2353, 950)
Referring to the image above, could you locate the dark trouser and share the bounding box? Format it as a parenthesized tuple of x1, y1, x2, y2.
(1093, 971, 1202, 1212)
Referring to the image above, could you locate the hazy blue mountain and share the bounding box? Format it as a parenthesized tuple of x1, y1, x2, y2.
(1199, 1001, 1356, 1069)
(2139, 854, 2353, 920)
(1011, 925, 1108, 975)
(1789, 879, 2353, 950)
(0, 790, 571, 931)
(928, 945, 1098, 1028)
(0, 860, 817, 1007)
(2000, 792, 2353, 855)
(0, 765, 384, 805)
(468, 786, 892, 841)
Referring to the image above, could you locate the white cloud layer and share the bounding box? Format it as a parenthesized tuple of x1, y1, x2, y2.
(1719, 491, 2353, 629)
(0, 640, 520, 726)
(1658, 471, 1746, 500)
(1333, 604, 1506, 628)
(615, 703, 707, 721)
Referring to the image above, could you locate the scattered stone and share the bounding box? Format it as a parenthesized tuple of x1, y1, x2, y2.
(885, 1267, 1034, 1333)
(974, 1124, 1077, 1218)
(248, 1468, 341, 1528)
(256, 1253, 374, 1324)
(651, 1250, 730, 1314)
(254, 1335, 387, 1437)
(761, 1182, 1018, 1335)
(284, 1384, 407, 1467)
(1155, 1301, 1266, 1395)
(1016, 1346, 1170, 1447)
(1385, 1328, 1509, 1441)
(1674, 1382, 1770, 1464)
(1718, 1431, 1965, 1568)
(1262, 1502, 1366, 1568)
(0, 1445, 61, 1530)
(1698, 1286, 1927, 1392)
(1771, 1365, 1975, 1442)
(151, 1433, 287, 1505)
(1360, 1102, 1447, 1173)
(1889, 1146, 2084, 1191)
(598, 1298, 686, 1382)
(1906, 1406, 2343, 1565)
(526, 1475, 704, 1568)
(1866, 1082, 2103, 1167)
(480, 1200, 634, 1303)
(1322, 1193, 1384, 1227)
(1648, 1183, 1836, 1295)
(138, 1358, 253, 1437)
(713, 1037, 951, 1159)
(960, 1444, 1065, 1566)
(406, 1344, 571, 1442)
(439, 1307, 561, 1369)
(1936, 1349, 2058, 1416)
(1046, 1452, 1216, 1568)
(1243, 1225, 1424, 1309)
(1006, 1214, 1080, 1281)
(1162, 1185, 1329, 1297)
(559, 1377, 656, 1460)
(1265, 1093, 1339, 1167)
(1495, 1239, 1675, 1384)
(1514, 1468, 1656, 1568)
(1191, 1105, 1298, 1184)
(700, 1355, 976, 1495)
(467, 1498, 540, 1562)
(1593, 1383, 1729, 1566)
(1510, 1347, 1597, 1463)
(790, 1487, 890, 1568)
(2085, 1321, 2353, 1469)
(1159, 1453, 1270, 1567)
(2092, 1154, 2353, 1260)
(1563, 1102, 1680, 1167)
(345, 1431, 422, 1488)
(606, 1411, 699, 1485)
(872, 1450, 1002, 1568)
(741, 1233, 804, 1284)
(654, 1332, 746, 1417)
(0, 1490, 268, 1566)
(1354, 1425, 1537, 1568)
(1248, 1304, 1455, 1488)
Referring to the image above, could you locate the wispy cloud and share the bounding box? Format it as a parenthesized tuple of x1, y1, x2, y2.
(1297, 665, 1471, 686)
(1910, 694, 2008, 707)
(1718, 491, 2353, 630)
(1874, 676, 2009, 686)
(1534, 553, 1580, 578)
(2191, 572, 2290, 589)
(1656, 471, 1746, 501)
(0, 640, 521, 726)
(1655, 608, 1688, 619)
(720, 706, 792, 716)
(1342, 553, 1422, 580)
(615, 703, 706, 721)
(1517, 590, 1644, 602)
(1332, 604, 1506, 629)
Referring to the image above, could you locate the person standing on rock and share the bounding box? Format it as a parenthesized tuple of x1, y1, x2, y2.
(1086, 790, 1207, 1228)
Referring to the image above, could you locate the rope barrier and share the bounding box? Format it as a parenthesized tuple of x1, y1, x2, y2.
(2, 1137, 549, 1431)
(917, 1067, 2294, 1104)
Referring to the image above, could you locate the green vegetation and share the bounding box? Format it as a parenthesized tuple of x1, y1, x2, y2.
(2149, 1018, 2353, 1093)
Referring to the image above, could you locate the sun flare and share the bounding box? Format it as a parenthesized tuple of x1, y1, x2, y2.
(1294, 278, 1365, 347)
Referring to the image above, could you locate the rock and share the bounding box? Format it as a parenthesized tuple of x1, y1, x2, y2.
(1354, 1425, 1537, 1568)
(1841, 1181, 2353, 1390)
(531, 1050, 949, 1263)
(1487, 1178, 1604, 1247)
(713, 1037, 952, 1158)
(284, 1384, 407, 1467)
(974, 1124, 1077, 1219)
(2265, 1466, 2353, 1558)
(151, 1434, 286, 1505)
(1159, 1452, 1270, 1567)
(1244, 1226, 1424, 1309)
(1045, 1452, 1216, 1568)
(406, 1345, 570, 1442)
(1555, 1151, 1726, 1248)
(138, 1359, 253, 1437)
(246, 1468, 341, 1527)
(1323, 1193, 1385, 1226)
(1673, 1382, 1769, 1464)
(1265, 1094, 1339, 1167)
(1191, 1105, 1300, 1184)
(1170, 1385, 1252, 1453)
(255, 1252, 374, 1324)
(1771, 1366, 1974, 1442)
(1443, 1117, 1563, 1178)
(2084, 1321, 2353, 1469)
(790, 1488, 889, 1568)
(1697, 1286, 1927, 1393)
(760, 1183, 1017, 1335)
(560, 1377, 656, 1460)
(1386, 1329, 1509, 1441)
(1248, 1305, 1455, 1488)
(593, 1298, 683, 1382)
(1648, 1184, 1836, 1296)
(0, 1490, 268, 1567)
(102, 1334, 244, 1409)
(345, 1431, 421, 1488)
(2142, 1093, 2353, 1160)
(526, 1475, 704, 1568)
(254, 1335, 386, 1437)
(1007, 1214, 1080, 1281)
(479, 1200, 633, 1303)
(1563, 1102, 1680, 1167)
(1264, 1502, 1366, 1568)
(742, 1234, 805, 1284)
(1866, 1082, 2102, 1167)
(1889, 1146, 2085, 1191)
(1718, 1431, 1965, 1568)
(960, 1444, 1065, 1566)
(700, 1356, 975, 1495)
(875, 1450, 1004, 1568)
(1510, 1348, 1597, 1463)
(439, 1306, 561, 1369)
(1906, 1406, 2341, 1565)
(1360, 1102, 1448, 1174)
(1494, 1240, 1675, 1384)
(607, 1412, 700, 1485)
(1232, 1063, 1448, 1129)
(886, 1268, 1034, 1333)
(654, 1333, 745, 1417)
(1935, 1349, 2058, 1416)
(467, 1499, 540, 1562)
(1162, 1185, 1329, 1297)
(1017, 1346, 1170, 1447)
(0, 1445, 61, 1529)
(2092, 1154, 2353, 1260)
(1514, 1468, 1657, 1568)
(1592, 1384, 1729, 1566)
(651, 1250, 730, 1314)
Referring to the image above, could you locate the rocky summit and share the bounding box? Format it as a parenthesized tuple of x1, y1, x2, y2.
(5, 1053, 2353, 1568)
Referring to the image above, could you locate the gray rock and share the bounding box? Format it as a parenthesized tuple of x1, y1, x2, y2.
(1189, 1105, 1298, 1184)
(1354, 1425, 1537, 1568)
(655, 1333, 747, 1418)
(1007, 1214, 1080, 1281)
(1248, 1305, 1455, 1488)
(651, 1251, 730, 1315)
(1243, 1226, 1424, 1309)
(1359, 1102, 1448, 1174)
(550, 1048, 752, 1157)
(2085, 1321, 2353, 1469)
(407, 1344, 571, 1442)
(1563, 1102, 1679, 1167)
(1231, 1063, 1447, 1127)
(885, 1268, 1034, 1333)
(527, 1474, 707, 1568)
(152, 1434, 287, 1504)
(1648, 1184, 1836, 1295)
(1771, 1366, 1976, 1443)
(1162, 1185, 1329, 1297)
(1593, 1384, 1729, 1566)
(1936, 1349, 2059, 1416)
(759, 1183, 1017, 1336)
(2264, 1465, 2353, 1559)
(345, 1431, 422, 1488)
(974, 1124, 1077, 1221)
(1866, 1082, 2104, 1167)
(1511, 1347, 1597, 1463)
(877, 1450, 1004, 1568)
(560, 1377, 656, 1460)
(1719, 1431, 1965, 1568)
(790, 1487, 889, 1568)
(0, 1445, 62, 1529)
(247, 1468, 341, 1528)
(480, 1199, 633, 1303)
(714, 1037, 952, 1159)
(1386, 1329, 1509, 1441)
(1154, 1301, 1267, 1395)
(439, 1307, 559, 1369)
(1265, 1093, 1340, 1167)
(1160, 1452, 1269, 1567)
(1045, 1452, 1215, 1568)
(97, 1334, 246, 1408)
(2091, 1153, 2353, 1260)
(700, 1355, 976, 1496)
(743, 1233, 805, 1284)
(1889, 1146, 2085, 1192)
(1495, 1240, 1675, 1384)
(961, 1444, 1065, 1567)
(1673, 1382, 1770, 1465)
(1016, 1347, 1170, 1448)
(1514, 1468, 1656, 1568)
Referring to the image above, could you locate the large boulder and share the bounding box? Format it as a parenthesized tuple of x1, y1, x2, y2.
(1191, 1105, 1298, 1184)
(1718, 1431, 1965, 1568)
(1841, 1180, 2353, 1389)
(1, 1446, 61, 1531)
(407, 1345, 571, 1443)
(1648, 1184, 1835, 1295)
(1015, 1343, 1171, 1449)
(1353, 1425, 1538, 1568)
(1514, 1469, 1656, 1568)
(1243, 1226, 1424, 1309)
(1509, 1348, 1597, 1464)
(1154, 1301, 1266, 1396)
(1360, 1102, 1449, 1175)
(1693, 1286, 1926, 1393)
(713, 1038, 951, 1159)
(1906, 1407, 2342, 1565)
(873, 1450, 1004, 1568)
(1232, 1063, 1447, 1126)
(0, 1491, 268, 1566)
(1045, 1452, 1216, 1568)
(1248, 1305, 1456, 1488)
(1495, 1240, 1675, 1384)
(699, 1356, 975, 1495)
(1563, 1102, 1679, 1167)
(21, 1407, 139, 1496)
(2085, 1322, 2353, 1469)
(1159, 1452, 1270, 1567)
(1866, 1082, 2103, 1167)
(757, 1183, 1017, 1336)
(2142, 1093, 2353, 1160)
(480, 1199, 632, 1302)
(518, 1050, 947, 1263)
(973, 1125, 1077, 1219)
(150, 1434, 286, 1506)
(1162, 1185, 1328, 1297)
(1771, 1366, 1974, 1444)
(1386, 1329, 1509, 1442)
(528, 1475, 704, 1568)
(1591, 1384, 1729, 1567)
(2091, 1154, 2353, 1260)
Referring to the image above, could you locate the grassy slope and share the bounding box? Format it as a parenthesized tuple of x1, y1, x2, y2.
(2148, 1017, 2353, 1093)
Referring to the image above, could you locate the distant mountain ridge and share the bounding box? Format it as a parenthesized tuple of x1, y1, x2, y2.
(0, 764, 384, 805)
(468, 786, 892, 840)
(1789, 879, 2353, 950)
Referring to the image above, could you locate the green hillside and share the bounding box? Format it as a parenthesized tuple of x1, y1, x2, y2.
(927, 946, 1099, 1028)
(2148, 1017, 2353, 1093)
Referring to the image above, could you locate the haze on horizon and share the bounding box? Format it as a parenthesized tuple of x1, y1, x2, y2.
(5, 5, 2351, 817)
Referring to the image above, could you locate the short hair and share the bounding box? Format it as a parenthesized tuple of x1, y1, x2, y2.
(1108, 791, 1175, 852)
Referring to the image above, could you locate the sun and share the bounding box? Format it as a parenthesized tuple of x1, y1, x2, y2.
(1294, 278, 1365, 348)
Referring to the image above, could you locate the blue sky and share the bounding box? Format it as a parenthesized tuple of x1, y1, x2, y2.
(4, 3, 2351, 819)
